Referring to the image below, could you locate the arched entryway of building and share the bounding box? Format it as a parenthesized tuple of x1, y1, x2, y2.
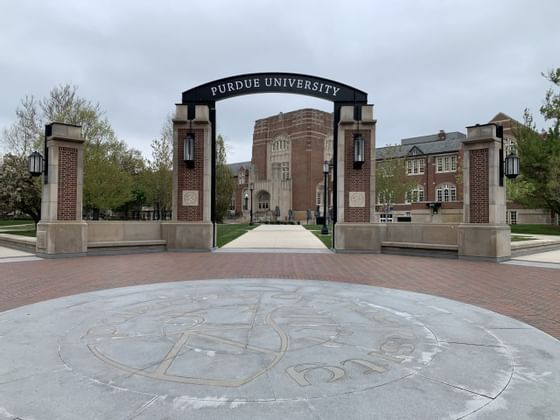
(170, 72, 375, 250)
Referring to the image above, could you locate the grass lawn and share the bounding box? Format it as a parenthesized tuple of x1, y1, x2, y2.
(216, 223, 256, 247)
(510, 224, 560, 236)
(0, 219, 34, 227)
(303, 224, 333, 249)
(1, 229, 36, 237)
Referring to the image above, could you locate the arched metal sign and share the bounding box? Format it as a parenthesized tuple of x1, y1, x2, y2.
(182, 72, 367, 104)
(180, 73, 369, 248)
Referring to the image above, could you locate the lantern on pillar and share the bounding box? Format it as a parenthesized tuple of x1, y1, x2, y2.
(28, 151, 44, 177)
(353, 133, 365, 169)
(504, 150, 520, 179)
(184, 133, 195, 168)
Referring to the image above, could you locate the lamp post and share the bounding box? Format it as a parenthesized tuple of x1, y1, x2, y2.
(249, 182, 254, 226)
(321, 160, 329, 235)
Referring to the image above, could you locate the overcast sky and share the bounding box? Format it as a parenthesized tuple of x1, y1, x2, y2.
(1, 0, 559, 163)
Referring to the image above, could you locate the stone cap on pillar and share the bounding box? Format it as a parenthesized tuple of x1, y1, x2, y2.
(174, 104, 210, 123)
(46, 123, 84, 143)
(464, 123, 500, 145)
(340, 105, 375, 124)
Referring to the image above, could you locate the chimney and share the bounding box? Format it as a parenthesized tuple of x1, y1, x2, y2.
(438, 130, 446, 141)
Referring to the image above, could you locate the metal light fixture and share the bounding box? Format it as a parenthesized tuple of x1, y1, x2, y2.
(321, 160, 330, 235)
(496, 124, 520, 185)
(504, 150, 520, 179)
(28, 151, 44, 177)
(184, 133, 195, 167)
(353, 116, 365, 169)
(249, 182, 254, 226)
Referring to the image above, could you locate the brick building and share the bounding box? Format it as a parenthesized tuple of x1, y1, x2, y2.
(228, 110, 553, 224)
(230, 108, 333, 222)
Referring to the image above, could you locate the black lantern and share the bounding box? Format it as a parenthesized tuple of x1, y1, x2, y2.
(28, 151, 44, 177)
(504, 150, 520, 179)
(249, 182, 254, 226)
(184, 133, 195, 167)
(353, 133, 365, 168)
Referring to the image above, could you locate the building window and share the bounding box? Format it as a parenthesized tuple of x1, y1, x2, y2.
(436, 183, 457, 202)
(508, 210, 517, 225)
(281, 162, 290, 180)
(435, 155, 457, 173)
(406, 158, 425, 175)
(316, 183, 324, 207)
(379, 213, 393, 223)
(406, 185, 425, 203)
(272, 138, 289, 152)
(243, 190, 249, 211)
(238, 169, 246, 185)
(257, 191, 270, 210)
(324, 135, 333, 162)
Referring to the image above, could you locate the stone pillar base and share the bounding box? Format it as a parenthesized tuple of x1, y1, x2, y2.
(36, 221, 88, 257)
(161, 222, 213, 251)
(457, 224, 511, 261)
(335, 223, 385, 253)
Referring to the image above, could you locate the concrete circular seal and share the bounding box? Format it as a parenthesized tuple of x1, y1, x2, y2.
(0, 279, 559, 419)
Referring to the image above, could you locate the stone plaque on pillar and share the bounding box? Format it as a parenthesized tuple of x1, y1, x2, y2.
(182, 190, 199, 206)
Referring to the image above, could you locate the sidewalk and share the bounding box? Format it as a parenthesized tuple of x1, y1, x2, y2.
(221, 224, 328, 250)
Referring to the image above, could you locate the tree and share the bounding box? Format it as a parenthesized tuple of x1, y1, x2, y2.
(375, 146, 416, 218)
(1, 84, 140, 220)
(0, 155, 41, 223)
(513, 68, 560, 216)
(140, 117, 173, 218)
(215, 134, 235, 223)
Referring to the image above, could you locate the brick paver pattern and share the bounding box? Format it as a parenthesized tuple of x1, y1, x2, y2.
(1, 252, 558, 340)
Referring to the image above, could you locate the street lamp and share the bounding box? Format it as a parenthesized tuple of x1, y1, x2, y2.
(249, 182, 254, 226)
(321, 160, 329, 235)
(28, 151, 44, 177)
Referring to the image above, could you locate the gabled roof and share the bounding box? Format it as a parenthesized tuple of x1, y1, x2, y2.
(227, 161, 251, 175)
(376, 131, 466, 160)
(407, 146, 424, 156)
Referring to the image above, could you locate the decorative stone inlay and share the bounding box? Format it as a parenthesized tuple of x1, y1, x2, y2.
(61, 280, 440, 400)
(348, 191, 366, 208)
(182, 190, 199, 206)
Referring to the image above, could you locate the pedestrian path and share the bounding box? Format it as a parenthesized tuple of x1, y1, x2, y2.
(220, 224, 329, 251)
(0, 246, 41, 263)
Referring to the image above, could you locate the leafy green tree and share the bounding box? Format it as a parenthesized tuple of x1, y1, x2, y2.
(215, 134, 235, 223)
(513, 68, 560, 216)
(140, 117, 173, 218)
(0, 154, 41, 223)
(1, 84, 140, 220)
(375, 146, 416, 216)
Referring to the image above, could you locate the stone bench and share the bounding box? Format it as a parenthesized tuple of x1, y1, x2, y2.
(87, 239, 167, 255)
(381, 241, 458, 258)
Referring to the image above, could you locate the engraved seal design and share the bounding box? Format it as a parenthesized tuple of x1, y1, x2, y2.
(61, 282, 439, 399)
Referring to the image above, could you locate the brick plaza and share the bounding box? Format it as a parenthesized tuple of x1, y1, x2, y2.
(1, 252, 558, 340)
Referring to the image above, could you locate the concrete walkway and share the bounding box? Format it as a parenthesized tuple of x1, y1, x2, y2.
(221, 224, 329, 250)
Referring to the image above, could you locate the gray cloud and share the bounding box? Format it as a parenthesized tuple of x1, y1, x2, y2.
(1, 0, 559, 162)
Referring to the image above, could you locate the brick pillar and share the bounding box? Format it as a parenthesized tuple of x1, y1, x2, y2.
(36, 123, 87, 256)
(335, 105, 384, 251)
(162, 105, 213, 250)
(458, 123, 510, 260)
